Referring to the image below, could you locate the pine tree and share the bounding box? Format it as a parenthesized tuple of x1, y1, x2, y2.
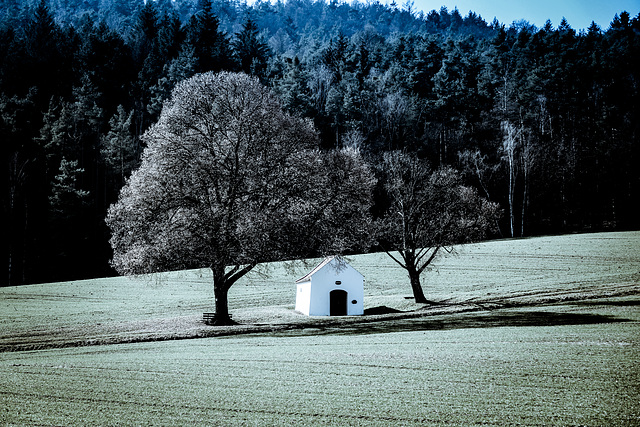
(101, 105, 138, 188)
(274, 56, 309, 114)
(184, 0, 232, 72)
(232, 17, 269, 78)
(20, 0, 70, 99)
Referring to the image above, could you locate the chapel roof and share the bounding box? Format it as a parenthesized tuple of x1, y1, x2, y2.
(295, 256, 336, 283)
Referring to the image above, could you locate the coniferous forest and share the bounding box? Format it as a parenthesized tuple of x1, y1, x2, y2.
(1, 0, 638, 286)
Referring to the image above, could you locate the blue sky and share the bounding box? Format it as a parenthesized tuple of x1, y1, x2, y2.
(411, 0, 640, 30)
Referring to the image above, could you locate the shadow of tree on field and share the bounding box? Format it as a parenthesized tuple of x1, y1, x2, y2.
(570, 299, 640, 307)
(299, 311, 631, 337)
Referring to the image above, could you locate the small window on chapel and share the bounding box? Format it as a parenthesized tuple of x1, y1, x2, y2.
(335, 281, 342, 285)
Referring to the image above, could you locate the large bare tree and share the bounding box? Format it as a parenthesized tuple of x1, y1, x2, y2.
(106, 72, 375, 325)
(377, 151, 500, 304)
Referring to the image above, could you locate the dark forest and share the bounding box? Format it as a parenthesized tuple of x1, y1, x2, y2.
(1, 0, 638, 285)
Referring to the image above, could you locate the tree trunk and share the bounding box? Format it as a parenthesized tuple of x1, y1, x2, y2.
(213, 282, 234, 325)
(212, 265, 236, 326)
(521, 167, 528, 237)
(210, 263, 255, 326)
(407, 265, 428, 304)
(502, 120, 518, 238)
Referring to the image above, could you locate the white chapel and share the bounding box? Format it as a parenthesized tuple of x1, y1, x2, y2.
(295, 256, 364, 316)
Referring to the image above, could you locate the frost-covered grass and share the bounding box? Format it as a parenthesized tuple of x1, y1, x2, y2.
(0, 231, 639, 425)
(1, 300, 638, 426)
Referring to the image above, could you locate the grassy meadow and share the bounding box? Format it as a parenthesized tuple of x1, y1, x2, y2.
(1, 231, 639, 425)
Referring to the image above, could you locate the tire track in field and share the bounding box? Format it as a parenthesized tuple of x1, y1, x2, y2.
(0, 387, 434, 425)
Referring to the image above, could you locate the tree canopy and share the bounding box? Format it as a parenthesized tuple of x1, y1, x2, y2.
(106, 71, 375, 324)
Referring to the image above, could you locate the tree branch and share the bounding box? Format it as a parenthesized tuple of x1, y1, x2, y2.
(223, 263, 255, 290)
(383, 248, 407, 270)
(417, 246, 440, 274)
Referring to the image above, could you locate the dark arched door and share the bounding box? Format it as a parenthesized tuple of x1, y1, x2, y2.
(329, 290, 348, 316)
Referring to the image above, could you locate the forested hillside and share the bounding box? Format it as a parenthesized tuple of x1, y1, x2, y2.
(1, 0, 638, 285)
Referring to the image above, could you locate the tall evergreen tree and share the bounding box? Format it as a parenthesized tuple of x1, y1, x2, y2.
(19, 0, 71, 99)
(232, 17, 269, 78)
(1, 91, 44, 286)
(101, 105, 138, 189)
(184, 0, 232, 72)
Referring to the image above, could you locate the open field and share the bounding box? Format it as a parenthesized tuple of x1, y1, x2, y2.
(1, 301, 638, 426)
(0, 231, 639, 425)
(1, 231, 638, 351)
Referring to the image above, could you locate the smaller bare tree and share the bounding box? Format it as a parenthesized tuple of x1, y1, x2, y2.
(377, 151, 500, 303)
